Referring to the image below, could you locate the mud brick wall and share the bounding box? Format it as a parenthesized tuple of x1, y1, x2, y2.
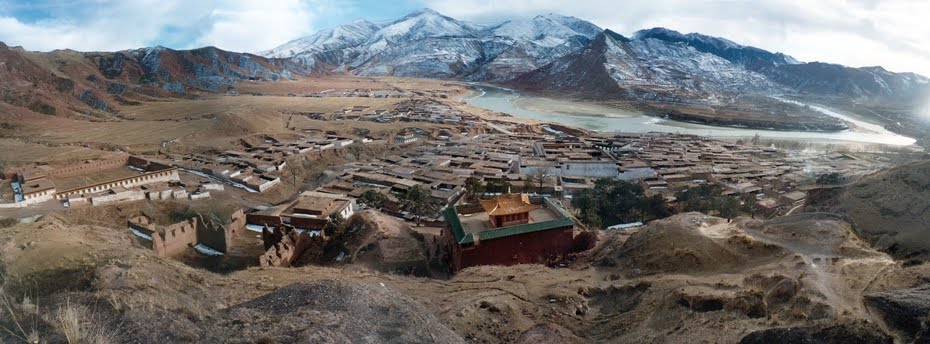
(152, 217, 199, 257)
(47, 155, 130, 178)
(197, 209, 245, 253)
(260, 225, 324, 267)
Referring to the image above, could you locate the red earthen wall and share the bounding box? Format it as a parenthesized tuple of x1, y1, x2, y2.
(449, 226, 575, 271)
(197, 209, 245, 253)
(288, 216, 328, 231)
(152, 218, 199, 257)
(48, 155, 130, 178)
(246, 214, 284, 227)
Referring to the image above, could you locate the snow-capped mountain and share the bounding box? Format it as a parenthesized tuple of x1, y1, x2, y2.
(482, 14, 602, 48)
(261, 20, 380, 59)
(633, 28, 799, 71)
(261, 8, 928, 104)
(260, 9, 603, 81)
(766, 63, 930, 101)
(511, 30, 785, 104)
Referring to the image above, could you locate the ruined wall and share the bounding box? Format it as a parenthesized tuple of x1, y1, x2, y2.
(449, 226, 575, 272)
(47, 155, 130, 178)
(151, 217, 199, 257)
(197, 209, 244, 253)
(259, 225, 324, 267)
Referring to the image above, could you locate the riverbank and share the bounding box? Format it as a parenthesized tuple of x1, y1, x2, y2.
(464, 84, 917, 147)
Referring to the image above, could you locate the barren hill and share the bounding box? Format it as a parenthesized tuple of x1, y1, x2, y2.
(805, 159, 930, 261)
(3, 209, 928, 343)
(0, 42, 302, 120)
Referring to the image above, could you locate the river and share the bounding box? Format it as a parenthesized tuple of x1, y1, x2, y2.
(465, 85, 916, 146)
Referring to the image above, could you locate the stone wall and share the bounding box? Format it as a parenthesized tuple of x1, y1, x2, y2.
(21, 189, 56, 205)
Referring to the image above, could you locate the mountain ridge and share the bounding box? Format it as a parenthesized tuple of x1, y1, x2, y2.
(258, 9, 928, 106)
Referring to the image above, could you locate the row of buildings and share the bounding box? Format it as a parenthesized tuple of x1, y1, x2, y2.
(2, 155, 217, 208)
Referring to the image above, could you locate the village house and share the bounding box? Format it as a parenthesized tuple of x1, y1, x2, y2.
(395, 130, 418, 144)
(246, 191, 356, 233)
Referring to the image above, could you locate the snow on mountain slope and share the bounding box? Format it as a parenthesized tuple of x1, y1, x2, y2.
(259, 9, 602, 80)
(512, 30, 784, 103)
(261, 20, 380, 59)
(258, 8, 928, 105)
(483, 14, 601, 47)
(366, 8, 478, 45)
(633, 27, 799, 70)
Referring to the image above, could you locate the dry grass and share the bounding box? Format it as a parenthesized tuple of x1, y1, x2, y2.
(0, 139, 115, 165)
(0, 278, 40, 343)
(1, 278, 116, 344)
(123, 95, 402, 121)
(54, 298, 114, 344)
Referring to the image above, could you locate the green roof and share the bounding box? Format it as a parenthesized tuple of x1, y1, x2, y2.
(444, 197, 575, 245)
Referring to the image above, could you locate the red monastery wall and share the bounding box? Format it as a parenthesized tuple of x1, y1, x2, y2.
(448, 226, 574, 271)
(47, 155, 130, 179)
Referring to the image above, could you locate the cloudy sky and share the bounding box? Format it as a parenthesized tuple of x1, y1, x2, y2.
(0, 0, 927, 76)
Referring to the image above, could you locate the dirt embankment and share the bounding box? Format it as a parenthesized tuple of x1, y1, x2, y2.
(2, 208, 930, 343)
(805, 159, 930, 262)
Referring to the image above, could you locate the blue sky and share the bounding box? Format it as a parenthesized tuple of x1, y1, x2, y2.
(0, 0, 928, 77)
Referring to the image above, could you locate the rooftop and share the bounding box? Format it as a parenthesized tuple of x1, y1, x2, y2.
(478, 193, 537, 216)
(444, 197, 575, 245)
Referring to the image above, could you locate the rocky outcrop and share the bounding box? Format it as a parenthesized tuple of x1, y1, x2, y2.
(804, 160, 930, 261)
(738, 321, 892, 344)
(864, 284, 930, 341)
(78, 90, 111, 112)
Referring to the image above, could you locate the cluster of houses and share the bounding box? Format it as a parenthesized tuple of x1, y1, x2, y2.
(303, 99, 481, 126)
(177, 134, 370, 193)
(304, 88, 410, 98)
(286, 131, 890, 225)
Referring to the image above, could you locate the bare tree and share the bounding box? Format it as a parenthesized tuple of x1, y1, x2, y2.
(282, 156, 307, 188)
(532, 167, 552, 194)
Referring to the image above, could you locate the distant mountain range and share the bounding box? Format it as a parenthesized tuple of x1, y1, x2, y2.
(262, 9, 602, 81)
(0, 8, 927, 119)
(261, 8, 929, 106)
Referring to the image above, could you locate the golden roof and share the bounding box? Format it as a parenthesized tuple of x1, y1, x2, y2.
(479, 194, 538, 216)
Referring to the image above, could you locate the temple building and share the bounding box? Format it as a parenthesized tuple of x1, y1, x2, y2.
(439, 194, 578, 272)
(478, 194, 538, 228)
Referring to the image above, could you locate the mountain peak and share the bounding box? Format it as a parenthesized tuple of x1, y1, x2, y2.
(604, 29, 630, 43)
(404, 8, 444, 18)
(633, 27, 798, 68)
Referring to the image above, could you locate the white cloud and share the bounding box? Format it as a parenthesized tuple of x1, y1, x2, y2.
(421, 0, 930, 76)
(0, 0, 328, 53)
(194, 0, 325, 52)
